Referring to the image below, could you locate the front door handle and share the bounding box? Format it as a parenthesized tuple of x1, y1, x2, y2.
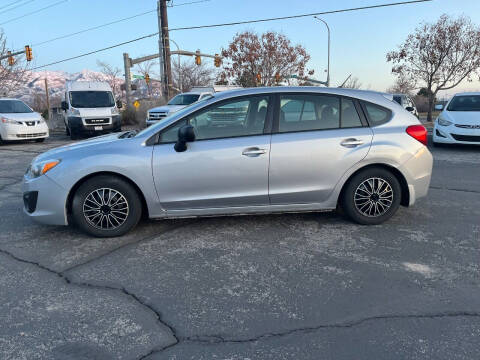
(340, 138, 364, 148)
(242, 147, 267, 157)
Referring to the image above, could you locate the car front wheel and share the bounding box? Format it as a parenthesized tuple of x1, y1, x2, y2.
(341, 167, 401, 225)
(72, 175, 142, 237)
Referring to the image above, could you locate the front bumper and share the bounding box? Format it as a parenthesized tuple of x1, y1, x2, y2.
(433, 123, 480, 144)
(22, 173, 69, 226)
(68, 116, 121, 135)
(0, 122, 49, 140)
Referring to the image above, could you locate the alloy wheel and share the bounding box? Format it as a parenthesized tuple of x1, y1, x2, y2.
(354, 177, 394, 218)
(82, 188, 129, 230)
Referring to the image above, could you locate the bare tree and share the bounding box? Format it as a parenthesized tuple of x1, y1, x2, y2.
(135, 59, 158, 97)
(96, 60, 121, 99)
(172, 60, 216, 93)
(342, 76, 362, 89)
(221, 31, 312, 87)
(0, 30, 27, 96)
(386, 73, 416, 95)
(387, 14, 480, 121)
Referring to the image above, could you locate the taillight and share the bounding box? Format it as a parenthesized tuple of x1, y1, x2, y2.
(406, 125, 427, 146)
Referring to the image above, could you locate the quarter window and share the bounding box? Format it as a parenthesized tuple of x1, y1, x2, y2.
(364, 103, 391, 126)
(279, 95, 340, 132)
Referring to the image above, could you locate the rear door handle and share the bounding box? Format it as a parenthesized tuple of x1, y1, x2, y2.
(242, 147, 267, 157)
(340, 138, 364, 147)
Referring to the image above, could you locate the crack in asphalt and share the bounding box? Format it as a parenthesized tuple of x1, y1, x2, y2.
(430, 185, 480, 194)
(0, 179, 22, 192)
(0, 246, 180, 357)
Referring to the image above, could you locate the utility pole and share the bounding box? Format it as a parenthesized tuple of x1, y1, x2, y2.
(44, 78, 51, 121)
(158, 0, 173, 100)
(123, 53, 132, 111)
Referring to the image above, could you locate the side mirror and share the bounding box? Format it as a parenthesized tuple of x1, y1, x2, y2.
(174, 125, 196, 152)
(405, 106, 415, 112)
(116, 100, 123, 109)
(61, 101, 68, 111)
(435, 104, 444, 111)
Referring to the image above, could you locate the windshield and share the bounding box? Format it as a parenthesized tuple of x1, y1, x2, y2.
(69, 91, 115, 108)
(0, 100, 33, 113)
(168, 94, 200, 106)
(447, 95, 480, 112)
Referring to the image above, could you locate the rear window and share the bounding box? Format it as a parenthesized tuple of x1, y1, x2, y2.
(363, 102, 392, 126)
(447, 95, 480, 111)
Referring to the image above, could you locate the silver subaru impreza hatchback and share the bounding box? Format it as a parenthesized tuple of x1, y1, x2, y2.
(23, 87, 433, 237)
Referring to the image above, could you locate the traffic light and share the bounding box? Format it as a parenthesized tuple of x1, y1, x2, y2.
(25, 45, 33, 61)
(214, 54, 222, 68)
(195, 53, 201, 66)
(256, 73, 261, 84)
(145, 73, 150, 84)
(7, 51, 14, 66)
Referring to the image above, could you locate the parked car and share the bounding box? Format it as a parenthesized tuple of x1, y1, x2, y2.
(146, 91, 213, 126)
(61, 81, 122, 140)
(23, 87, 432, 237)
(0, 98, 49, 144)
(433, 92, 480, 146)
(392, 94, 419, 118)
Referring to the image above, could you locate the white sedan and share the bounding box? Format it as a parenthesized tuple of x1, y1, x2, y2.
(0, 98, 49, 144)
(433, 92, 480, 145)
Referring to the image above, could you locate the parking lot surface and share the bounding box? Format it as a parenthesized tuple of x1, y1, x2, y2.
(1, 132, 479, 359)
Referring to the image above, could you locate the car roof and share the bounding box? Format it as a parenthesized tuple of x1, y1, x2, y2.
(452, 92, 480, 96)
(210, 87, 394, 108)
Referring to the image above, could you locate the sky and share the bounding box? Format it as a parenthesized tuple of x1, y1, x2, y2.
(2, 0, 480, 97)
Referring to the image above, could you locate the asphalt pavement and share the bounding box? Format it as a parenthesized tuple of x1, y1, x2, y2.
(0, 132, 479, 360)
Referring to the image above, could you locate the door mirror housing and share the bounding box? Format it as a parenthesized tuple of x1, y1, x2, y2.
(174, 124, 196, 152)
(116, 100, 123, 109)
(405, 106, 415, 112)
(61, 101, 69, 111)
(435, 104, 444, 111)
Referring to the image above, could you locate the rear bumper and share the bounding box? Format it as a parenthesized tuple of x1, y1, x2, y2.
(68, 116, 121, 135)
(22, 173, 68, 226)
(399, 146, 433, 206)
(433, 124, 480, 144)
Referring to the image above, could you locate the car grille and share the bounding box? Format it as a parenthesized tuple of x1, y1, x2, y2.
(85, 118, 110, 125)
(451, 134, 480, 142)
(455, 124, 480, 129)
(16, 133, 47, 138)
(148, 112, 168, 120)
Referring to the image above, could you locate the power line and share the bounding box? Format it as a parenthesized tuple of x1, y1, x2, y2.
(169, 0, 433, 32)
(0, 0, 68, 26)
(0, 0, 35, 15)
(30, 0, 433, 70)
(0, 0, 25, 11)
(15, 0, 210, 50)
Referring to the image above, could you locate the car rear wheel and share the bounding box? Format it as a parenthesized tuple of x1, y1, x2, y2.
(72, 175, 142, 237)
(341, 167, 401, 225)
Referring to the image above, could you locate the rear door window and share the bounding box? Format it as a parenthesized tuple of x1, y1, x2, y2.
(341, 98, 363, 128)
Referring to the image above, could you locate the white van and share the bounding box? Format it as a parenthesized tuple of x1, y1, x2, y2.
(0, 98, 49, 143)
(61, 81, 122, 140)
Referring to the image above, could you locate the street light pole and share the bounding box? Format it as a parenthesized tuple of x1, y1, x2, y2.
(314, 16, 330, 87)
(168, 37, 182, 92)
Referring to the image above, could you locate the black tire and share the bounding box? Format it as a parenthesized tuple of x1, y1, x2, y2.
(70, 130, 79, 140)
(35, 138, 45, 143)
(341, 167, 401, 225)
(65, 124, 70, 136)
(72, 175, 142, 237)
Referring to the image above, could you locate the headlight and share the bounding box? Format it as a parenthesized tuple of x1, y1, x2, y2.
(1, 117, 20, 125)
(437, 117, 452, 126)
(28, 159, 61, 178)
(111, 107, 119, 115)
(71, 108, 80, 116)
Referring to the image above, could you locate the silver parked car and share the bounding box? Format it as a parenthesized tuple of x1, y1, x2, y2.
(23, 87, 433, 237)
